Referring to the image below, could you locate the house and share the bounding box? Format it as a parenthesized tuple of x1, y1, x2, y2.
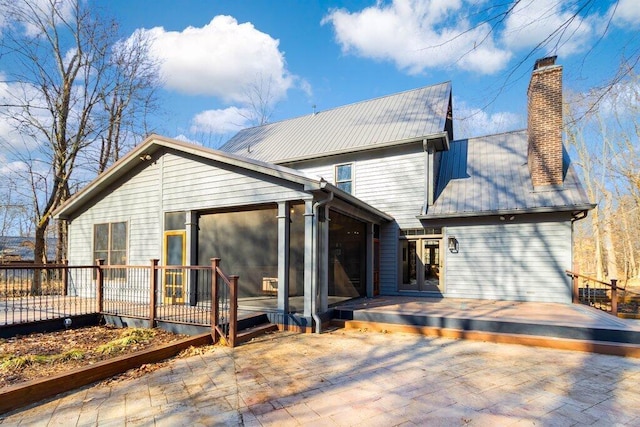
(54, 57, 594, 331)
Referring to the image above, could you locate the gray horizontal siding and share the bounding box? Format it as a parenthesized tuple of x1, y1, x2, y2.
(162, 153, 310, 212)
(67, 161, 161, 268)
(66, 163, 162, 297)
(444, 221, 572, 303)
(293, 146, 425, 229)
(354, 150, 424, 229)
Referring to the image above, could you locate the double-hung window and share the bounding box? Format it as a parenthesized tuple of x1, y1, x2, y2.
(94, 222, 127, 278)
(335, 163, 353, 194)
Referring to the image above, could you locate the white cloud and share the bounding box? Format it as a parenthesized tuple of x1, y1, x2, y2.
(0, 0, 75, 37)
(190, 107, 252, 135)
(138, 16, 295, 104)
(172, 134, 200, 144)
(0, 78, 42, 152)
(322, 0, 512, 75)
(502, 0, 594, 56)
(454, 98, 524, 139)
(611, 0, 640, 27)
(0, 159, 28, 176)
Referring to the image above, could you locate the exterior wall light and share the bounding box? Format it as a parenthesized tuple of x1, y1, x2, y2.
(448, 236, 458, 253)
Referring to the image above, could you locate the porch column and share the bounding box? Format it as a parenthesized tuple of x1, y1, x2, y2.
(303, 200, 315, 318)
(277, 201, 290, 313)
(187, 211, 198, 305)
(366, 223, 374, 298)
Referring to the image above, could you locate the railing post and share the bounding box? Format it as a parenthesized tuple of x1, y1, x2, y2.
(571, 263, 579, 304)
(96, 259, 104, 313)
(229, 275, 239, 348)
(150, 259, 159, 328)
(211, 258, 220, 344)
(62, 259, 68, 296)
(611, 279, 618, 316)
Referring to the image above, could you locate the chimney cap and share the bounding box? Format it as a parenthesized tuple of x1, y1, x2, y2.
(533, 56, 557, 70)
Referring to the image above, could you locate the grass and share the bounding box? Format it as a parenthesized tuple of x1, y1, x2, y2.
(96, 328, 156, 355)
(0, 328, 156, 374)
(1, 354, 50, 370)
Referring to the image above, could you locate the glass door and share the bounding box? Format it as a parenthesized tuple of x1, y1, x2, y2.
(400, 238, 444, 293)
(421, 239, 442, 292)
(164, 231, 186, 304)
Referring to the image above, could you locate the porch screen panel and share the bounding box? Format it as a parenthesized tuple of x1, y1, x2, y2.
(329, 210, 367, 298)
(198, 206, 278, 299)
(289, 203, 305, 311)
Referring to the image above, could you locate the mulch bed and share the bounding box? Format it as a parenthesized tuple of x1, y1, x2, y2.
(0, 325, 211, 390)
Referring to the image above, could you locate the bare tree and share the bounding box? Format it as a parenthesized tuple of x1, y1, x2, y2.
(95, 29, 159, 174)
(447, 1, 639, 118)
(241, 74, 279, 127)
(566, 66, 640, 284)
(0, 0, 158, 292)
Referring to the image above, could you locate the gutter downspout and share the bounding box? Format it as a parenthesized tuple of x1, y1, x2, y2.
(571, 210, 588, 223)
(311, 190, 334, 334)
(421, 139, 429, 215)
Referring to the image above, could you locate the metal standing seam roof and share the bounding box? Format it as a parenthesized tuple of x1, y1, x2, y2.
(423, 130, 594, 218)
(52, 135, 393, 222)
(220, 82, 452, 163)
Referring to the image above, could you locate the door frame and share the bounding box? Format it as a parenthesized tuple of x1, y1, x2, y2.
(163, 230, 186, 304)
(399, 234, 444, 293)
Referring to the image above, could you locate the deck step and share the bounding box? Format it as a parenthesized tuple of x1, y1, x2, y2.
(236, 322, 279, 344)
(333, 318, 640, 358)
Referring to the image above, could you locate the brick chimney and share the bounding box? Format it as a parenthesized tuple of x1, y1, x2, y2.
(527, 56, 563, 188)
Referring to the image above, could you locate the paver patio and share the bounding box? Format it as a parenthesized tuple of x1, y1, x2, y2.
(2, 329, 640, 426)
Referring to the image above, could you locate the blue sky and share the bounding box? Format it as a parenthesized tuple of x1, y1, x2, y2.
(0, 0, 638, 154)
(0, 0, 640, 151)
(94, 0, 638, 147)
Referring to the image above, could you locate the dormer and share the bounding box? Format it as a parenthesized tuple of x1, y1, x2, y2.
(422, 92, 452, 213)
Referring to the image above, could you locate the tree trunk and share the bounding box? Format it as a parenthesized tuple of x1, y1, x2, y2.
(602, 193, 619, 281)
(31, 221, 48, 295)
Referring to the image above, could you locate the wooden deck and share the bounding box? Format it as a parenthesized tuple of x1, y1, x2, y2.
(331, 296, 640, 356)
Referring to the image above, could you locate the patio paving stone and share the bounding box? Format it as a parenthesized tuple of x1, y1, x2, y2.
(2, 328, 640, 425)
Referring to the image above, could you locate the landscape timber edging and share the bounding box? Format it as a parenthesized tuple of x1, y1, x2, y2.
(0, 332, 213, 415)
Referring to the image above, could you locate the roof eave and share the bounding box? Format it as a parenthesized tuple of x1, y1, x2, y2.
(417, 203, 597, 220)
(275, 133, 448, 165)
(54, 134, 326, 220)
(310, 181, 394, 222)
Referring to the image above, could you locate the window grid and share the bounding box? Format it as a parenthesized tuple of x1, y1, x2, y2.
(335, 163, 353, 194)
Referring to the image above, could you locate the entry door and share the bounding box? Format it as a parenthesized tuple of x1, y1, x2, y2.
(164, 231, 186, 304)
(400, 238, 444, 293)
(421, 239, 442, 292)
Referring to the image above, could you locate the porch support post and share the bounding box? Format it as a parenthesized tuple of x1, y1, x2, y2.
(317, 205, 329, 313)
(187, 211, 198, 305)
(149, 259, 159, 328)
(366, 223, 374, 298)
(303, 200, 315, 318)
(277, 201, 290, 314)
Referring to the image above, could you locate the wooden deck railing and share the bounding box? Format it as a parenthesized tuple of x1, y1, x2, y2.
(211, 258, 238, 347)
(0, 263, 98, 326)
(566, 270, 619, 316)
(1, 259, 240, 347)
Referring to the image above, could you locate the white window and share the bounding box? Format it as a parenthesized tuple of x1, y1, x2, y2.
(335, 163, 353, 194)
(94, 222, 127, 279)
